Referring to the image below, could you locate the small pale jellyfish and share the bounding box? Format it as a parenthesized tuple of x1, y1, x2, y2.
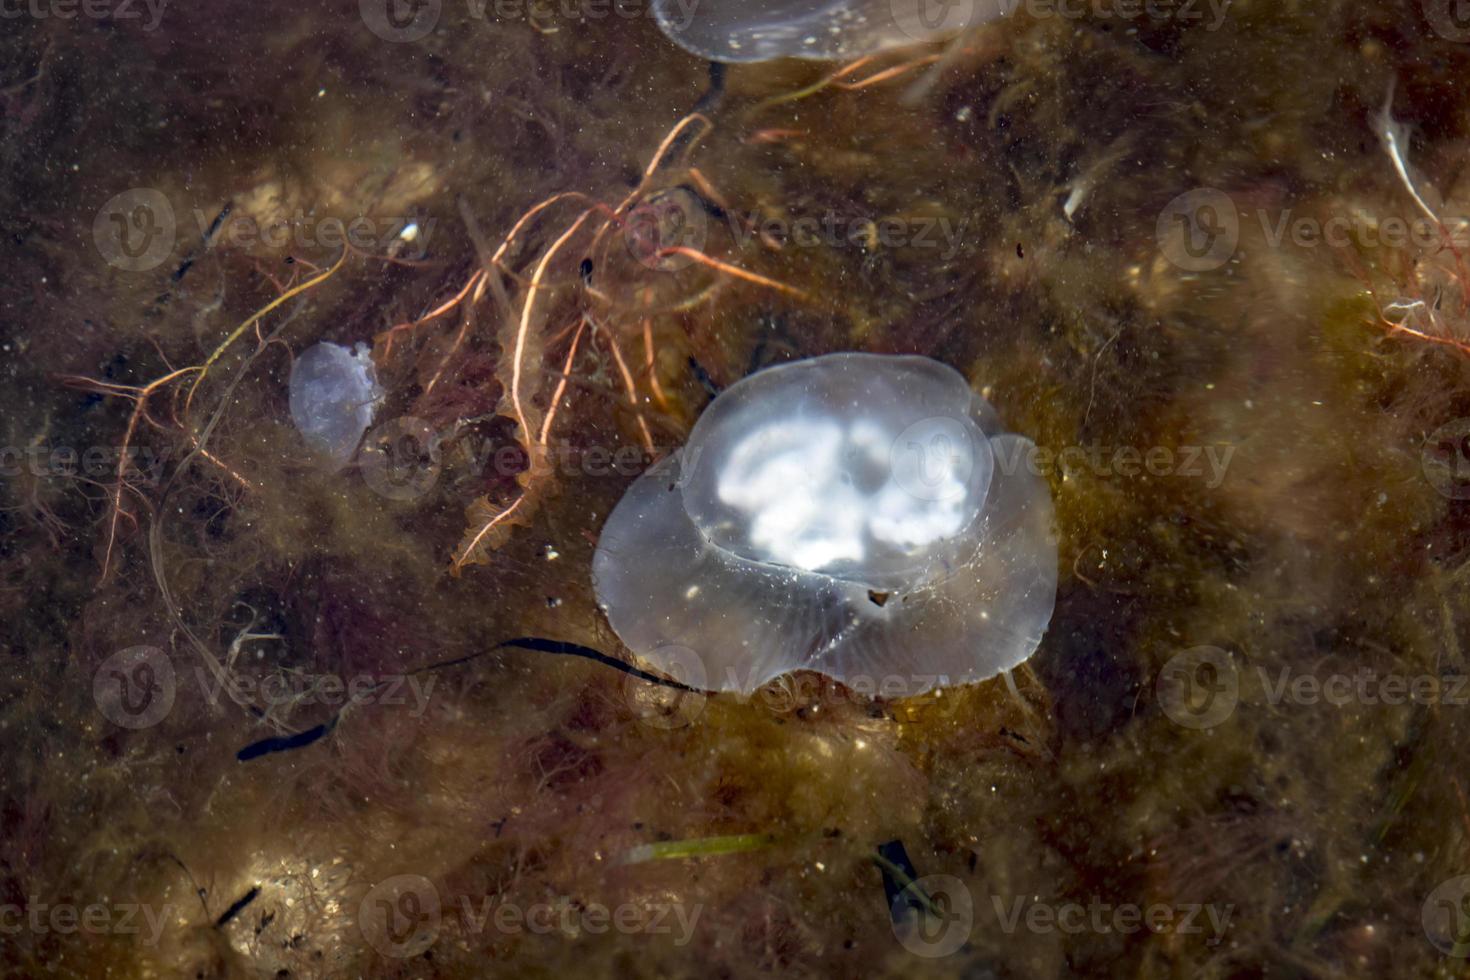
(652, 0, 1018, 63)
(592, 352, 1057, 695)
(288, 341, 384, 469)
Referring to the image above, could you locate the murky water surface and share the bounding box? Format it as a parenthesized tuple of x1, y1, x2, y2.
(3, 2, 1470, 977)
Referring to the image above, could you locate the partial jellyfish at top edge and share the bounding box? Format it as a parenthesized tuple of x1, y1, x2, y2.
(652, 0, 1020, 63)
(592, 352, 1057, 696)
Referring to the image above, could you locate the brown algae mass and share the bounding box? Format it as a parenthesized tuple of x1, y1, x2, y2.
(3, 2, 1470, 978)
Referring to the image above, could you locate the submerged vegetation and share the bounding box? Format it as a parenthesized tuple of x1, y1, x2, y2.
(2, 0, 1470, 976)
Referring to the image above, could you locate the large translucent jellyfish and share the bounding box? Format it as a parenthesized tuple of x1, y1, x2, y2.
(592, 352, 1057, 695)
(651, 0, 1018, 63)
(288, 341, 384, 470)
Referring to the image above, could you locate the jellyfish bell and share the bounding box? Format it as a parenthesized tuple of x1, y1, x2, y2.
(651, 0, 1020, 64)
(592, 352, 1057, 696)
(677, 354, 998, 590)
(288, 341, 385, 470)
